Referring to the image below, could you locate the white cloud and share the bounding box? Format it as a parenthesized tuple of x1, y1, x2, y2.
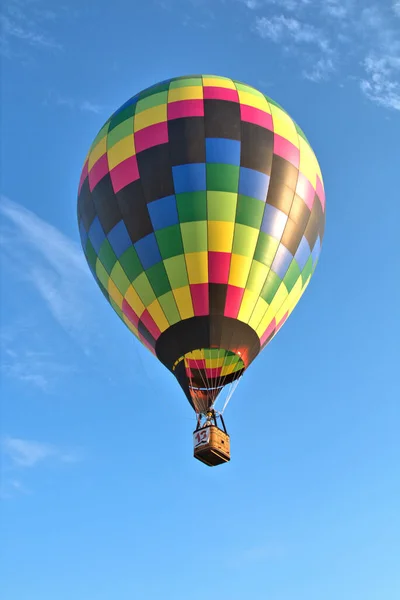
(323, 0, 349, 19)
(255, 15, 329, 51)
(45, 91, 105, 114)
(0, 196, 94, 344)
(394, 1, 400, 17)
(360, 54, 400, 111)
(2, 436, 81, 468)
(303, 57, 335, 82)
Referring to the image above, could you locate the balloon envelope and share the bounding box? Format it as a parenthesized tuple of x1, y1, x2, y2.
(77, 75, 325, 413)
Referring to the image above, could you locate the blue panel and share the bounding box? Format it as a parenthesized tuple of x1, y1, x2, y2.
(239, 168, 270, 201)
(107, 220, 132, 258)
(79, 219, 88, 248)
(172, 164, 206, 194)
(134, 233, 162, 270)
(206, 138, 241, 165)
(311, 235, 321, 265)
(88, 217, 106, 254)
(271, 244, 293, 279)
(260, 204, 287, 239)
(295, 236, 311, 270)
(148, 195, 179, 230)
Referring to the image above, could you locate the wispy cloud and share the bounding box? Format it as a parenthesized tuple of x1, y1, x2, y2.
(394, 1, 400, 17)
(255, 15, 330, 52)
(360, 54, 400, 111)
(303, 57, 335, 82)
(2, 436, 80, 468)
(0, 195, 93, 344)
(44, 91, 105, 114)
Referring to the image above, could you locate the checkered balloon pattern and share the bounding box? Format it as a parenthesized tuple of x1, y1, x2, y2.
(77, 75, 325, 413)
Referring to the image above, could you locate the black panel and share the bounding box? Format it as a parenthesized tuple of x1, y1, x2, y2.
(136, 144, 175, 202)
(304, 196, 324, 248)
(240, 122, 274, 175)
(116, 180, 153, 243)
(204, 100, 241, 140)
(266, 178, 296, 215)
(289, 193, 311, 232)
(78, 179, 96, 231)
(209, 283, 227, 315)
(174, 360, 194, 405)
(155, 316, 260, 371)
(91, 174, 121, 234)
(138, 320, 156, 348)
(270, 155, 299, 190)
(168, 117, 206, 165)
(281, 217, 304, 256)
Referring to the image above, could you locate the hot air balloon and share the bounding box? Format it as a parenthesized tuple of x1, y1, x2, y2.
(77, 75, 325, 466)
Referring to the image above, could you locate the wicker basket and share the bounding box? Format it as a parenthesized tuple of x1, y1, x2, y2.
(193, 425, 231, 466)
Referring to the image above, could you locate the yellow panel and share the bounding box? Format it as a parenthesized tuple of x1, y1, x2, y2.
(173, 286, 194, 320)
(122, 314, 139, 338)
(134, 104, 167, 132)
(107, 135, 135, 170)
(203, 77, 236, 89)
(228, 254, 252, 288)
(237, 288, 259, 323)
(188, 349, 204, 360)
(147, 299, 169, 333)
(185, 251, 208, 284)
(168, 86, 204, 102)
(247, 260, 269, 295)
(124, 285, 145, 317)
(205, 356, 225, 368)
(107, 279, 123, 309)
(299, 137, 317, 189)
(256, 282, 288, 335)
(248, 297, 270, 330)
(270, 105, 299, 147)
(88, 137, 107, 170)
(238, 91, 271, 112)
(208, 221, 235, 253)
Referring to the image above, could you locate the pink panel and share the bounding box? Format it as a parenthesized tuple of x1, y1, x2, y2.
(276, 312, 288, 332)
(274, 134, 300, 168)
(260, 318, 276, 346)
(122, 299, 140, 328)
(139, 334, 156, 354)
(134, 121, 168, 153)
(168, 99, 204, 119)
(88, 154, 109, 191)
(295, 172, 315, 211)
(316, 175, 325, 212)
(203, 87, 239, 102)
(240, 105, 273, 130)
(110, 156, 139, 194)
(187, 359, 206, 369)
(79, 160, 88, 194)
(139, 309, 161, 340)
(190, 283, 209, 316)
(224, 285, 245, 318)
(208, 251, 231, 284)
(207, 367, 222, 379)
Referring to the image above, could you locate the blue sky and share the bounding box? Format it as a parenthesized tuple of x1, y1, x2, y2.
(1, 0, 400, 598)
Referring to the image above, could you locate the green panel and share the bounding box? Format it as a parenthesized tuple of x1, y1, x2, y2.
(264, 95, 285, 111)
(108, 104, 136, 132)
(206, 164, 239, 193)
(236, 195, 264, 229)
(85, 239, 98, 270)
(295, 122, 309, 144)
(90, 121, 111, 149)
(246, 261, 268, 294)
(180, 221, 208, 253)
(232, 224, 259, 257)
(107, 118, 134, 149)
(234, 81, 264, 97)
(119, 246, 143, 282)
(260, 271, 282, 304)
(95, 259, 110, 289)
(136, 92, 168, 112)
(146, 262, 171, 297)
(177, 192, 207, 222)
(254, 233, 279, 267)
(133, 272, 156, 306)
(207, 192, 237, 222)
(158, 291, 181, 325)
(301, 256, 313, 285)
(110, 262, 131, 295)
(170, 77, 202, 88)
(164, 255, 189, 289)
(156, 225, 184, 259)
(138, 81, 171, 100)
(98, 240, 118, 274)
(110, 298, 124, 319)
(283, 260, 301, 292)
